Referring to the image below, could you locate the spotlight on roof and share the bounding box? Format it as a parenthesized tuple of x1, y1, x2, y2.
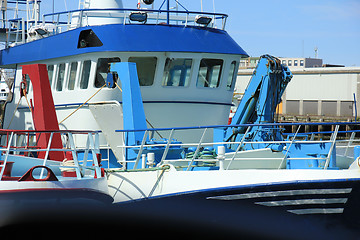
(195, 15, 212, 26)
(141, 0, 154, 5)
(129, 12, 148, 23)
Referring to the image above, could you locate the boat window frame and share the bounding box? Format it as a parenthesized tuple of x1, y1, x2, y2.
(94, 57, 121, 88)
(79, 60, 92, 90)
(47, 64, 55, 88)
(196, 58, 224, 89)
(128, 56, 158, 87)
(162, 57, 193, 87)
(226, 60, 238, 91)
(56, 63, 66, 92)
(67, 61, 79, 91)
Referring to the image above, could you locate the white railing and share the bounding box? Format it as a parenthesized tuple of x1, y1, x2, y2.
(2, 7, 228, 47)
(115, 122, 360, 171)
(0, 129, 103, 180)
(41, 8, 228, 33)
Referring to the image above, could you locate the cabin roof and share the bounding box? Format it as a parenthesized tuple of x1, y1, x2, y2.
(0, 24, 248, 68)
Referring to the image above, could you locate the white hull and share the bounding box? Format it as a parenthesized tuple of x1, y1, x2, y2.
(0, 176, 109, 193)
(108, 167, 360, 203)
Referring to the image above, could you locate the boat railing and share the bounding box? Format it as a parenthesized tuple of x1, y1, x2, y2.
(3, 7, 227, 47)
(115, 122, 360, 171)
(41, 8, 227, 33)
(0, 129, 103, 181)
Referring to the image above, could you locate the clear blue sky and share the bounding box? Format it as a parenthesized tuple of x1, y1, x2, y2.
(42, 0, 360, 66)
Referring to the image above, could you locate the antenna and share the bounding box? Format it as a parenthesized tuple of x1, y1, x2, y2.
(314, 46, 318, 59)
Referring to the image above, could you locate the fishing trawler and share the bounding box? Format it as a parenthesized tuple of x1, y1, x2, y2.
(0, 0, 360, 231)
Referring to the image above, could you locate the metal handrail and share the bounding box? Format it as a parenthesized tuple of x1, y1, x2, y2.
(115, 121, 360, 171)
(4, 7, 228, 46)
(0, 129, 102, 180)
(40, 8, 228, 34)
(42, 8, 228, 19)
(115, 121, 360, 133)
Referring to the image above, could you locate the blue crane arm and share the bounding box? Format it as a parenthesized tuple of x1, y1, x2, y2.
(223, 55, 292, 143)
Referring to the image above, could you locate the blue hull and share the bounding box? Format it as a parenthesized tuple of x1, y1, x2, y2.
(113, 178, 360, 236)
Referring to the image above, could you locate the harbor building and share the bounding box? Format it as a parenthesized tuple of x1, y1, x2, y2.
(279, 57, 323, 68)
(239, 57, 323, 69)
(236, 58, 360, 121)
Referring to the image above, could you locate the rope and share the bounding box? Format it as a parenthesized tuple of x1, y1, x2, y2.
(148, 164, 170, 197)
(58, 84, 106, 125)
(114, 81, 122, 92)
(23, 92, 33, 116)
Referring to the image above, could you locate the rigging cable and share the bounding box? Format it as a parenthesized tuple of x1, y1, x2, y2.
(58, 83, 106, 125)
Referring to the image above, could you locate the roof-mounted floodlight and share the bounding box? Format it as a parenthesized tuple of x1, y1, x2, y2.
(141, 0, 154, 4)
(195, 15, 212, 26)
(129, 12, 148, 23)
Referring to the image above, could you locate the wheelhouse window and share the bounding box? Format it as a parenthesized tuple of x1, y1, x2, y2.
(56, 63, 66, 91)
(80, 60, 91, 89)
(162, 58, 192, 87)
(128, 57, 157, 86)
(197, 59, 223, 88)
(68, 62, 78, 90)
(95, 57, 121, 88)
(47, 65, 54, 87)
(226, 61, 237, 90)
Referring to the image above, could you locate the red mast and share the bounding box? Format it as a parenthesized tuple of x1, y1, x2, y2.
(22, 64, 65, 161)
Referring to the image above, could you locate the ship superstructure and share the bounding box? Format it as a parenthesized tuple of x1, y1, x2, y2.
(0, 0, 247, 166)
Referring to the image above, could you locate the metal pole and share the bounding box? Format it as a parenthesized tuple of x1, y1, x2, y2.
(354, 93, 357, 122)
(186, 128, 207, 171)
(226, 126, 251, 170)
(40, 132, 54, 179)
(158, 129, 174, 166)
(324, 125, 339, 170)
(278, 125, 301, 169)
(166, 0, 169, 24)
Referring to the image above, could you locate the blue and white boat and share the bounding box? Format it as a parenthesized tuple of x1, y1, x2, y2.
(0, 0, 360, 231)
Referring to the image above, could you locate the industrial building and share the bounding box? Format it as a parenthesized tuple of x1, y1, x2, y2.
(236, 57, 360, 121)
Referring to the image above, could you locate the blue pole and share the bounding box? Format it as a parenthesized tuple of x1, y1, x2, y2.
(354, 93, 357, 122)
